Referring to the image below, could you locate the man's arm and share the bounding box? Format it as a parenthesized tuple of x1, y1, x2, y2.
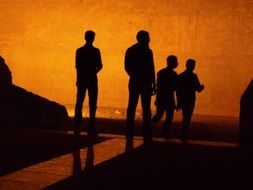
(195, 75, 204, 92)
(75, 49, 80, 86)
(175, 76, 182, 110)
(150, 51, 156, 95)
(124, 48, 132, 76)
(75, 49, 79, 70)
(96, 49, 103, 73)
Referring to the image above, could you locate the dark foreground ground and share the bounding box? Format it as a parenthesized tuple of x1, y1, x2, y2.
(1, 115, 252, 190)
(45, 140, 251, 190)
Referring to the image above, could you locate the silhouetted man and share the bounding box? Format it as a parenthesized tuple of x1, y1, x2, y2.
(152, 55, 178, 137)
(74, 30, 103, 134)
(177, 59, 204, 141)
(125, 30, 156, 138)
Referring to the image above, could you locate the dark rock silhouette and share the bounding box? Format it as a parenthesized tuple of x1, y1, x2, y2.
(0, 56, 70, 130)
(239, 79, 253, 147)
(0, 56, 12, 88)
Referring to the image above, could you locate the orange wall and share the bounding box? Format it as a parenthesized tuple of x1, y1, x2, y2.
(1, 0, 253, 116)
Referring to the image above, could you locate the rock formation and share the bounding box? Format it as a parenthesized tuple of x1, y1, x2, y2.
(0, 56, 70, 130)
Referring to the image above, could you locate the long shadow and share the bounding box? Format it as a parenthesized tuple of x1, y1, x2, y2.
(0, 128, 109, 176)
(45, 140, 250, 190)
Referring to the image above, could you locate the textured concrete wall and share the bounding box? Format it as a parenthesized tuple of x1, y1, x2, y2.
(1, 0, 253, 116)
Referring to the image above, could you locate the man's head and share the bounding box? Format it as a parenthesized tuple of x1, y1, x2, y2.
(84, 30, 95, 44)
(186, 59, 196, 71)
(167, 55, 178, 69)
(136, 30, 150, 45)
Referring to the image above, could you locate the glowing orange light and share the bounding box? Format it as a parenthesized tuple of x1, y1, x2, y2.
(1, 0, 252, 117)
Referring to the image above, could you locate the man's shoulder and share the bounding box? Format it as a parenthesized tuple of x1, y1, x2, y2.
(178, 71, 198, 79)
(192, 72, 198, 77)
(76, 46, 84, 52)
(158, 68, 167, 75)
(127, 43, 151, 50)
(159, 68, 176, 74)
(172, 70, 178, 77)
(125, 44, 137, 56)
(76, 45, 100, 53)
(93, 46, 100, 52)
(178, 71, 186, 78)
(92, 47, 101, 55)
(127, 44, 138, 51)
(126, 44, 153, 59)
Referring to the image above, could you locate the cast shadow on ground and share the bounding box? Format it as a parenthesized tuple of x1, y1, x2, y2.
(45, 139, 251, 190)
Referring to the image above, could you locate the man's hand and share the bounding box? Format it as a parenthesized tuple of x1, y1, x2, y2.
(197, 84, 205, 92)
(200, 84, 205, 91)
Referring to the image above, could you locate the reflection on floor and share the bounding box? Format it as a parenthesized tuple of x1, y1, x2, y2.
(0, 129, 250, 190)
(0, 132, 143, 190)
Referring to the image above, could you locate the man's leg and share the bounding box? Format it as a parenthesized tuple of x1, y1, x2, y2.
(126, 89, 139, 138)
(74, 87, 86, 132)
(141, 91, 152, 138)
(181, 103, 195, 141)
(152, 105, 165, 123)
(161, 107, 174, 137)
(88, 83, 98, 134)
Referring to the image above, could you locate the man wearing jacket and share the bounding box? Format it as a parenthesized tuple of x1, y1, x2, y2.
(74, 30, 103, 134)
(125, 30, 156, 139)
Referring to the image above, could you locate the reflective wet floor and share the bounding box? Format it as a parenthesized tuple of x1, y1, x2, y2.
(0, 128, 251, 190)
